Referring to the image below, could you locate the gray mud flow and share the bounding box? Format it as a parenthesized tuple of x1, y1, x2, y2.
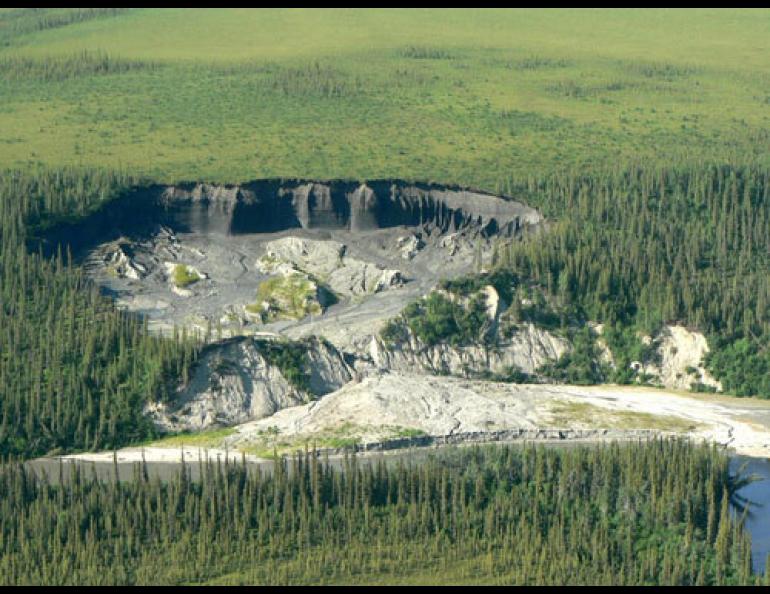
(32, 179, 543, 344)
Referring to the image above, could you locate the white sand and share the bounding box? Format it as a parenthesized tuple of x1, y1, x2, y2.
(62, 446, 261, 464)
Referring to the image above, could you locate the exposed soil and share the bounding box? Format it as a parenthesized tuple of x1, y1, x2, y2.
(41, 180, 542, 345)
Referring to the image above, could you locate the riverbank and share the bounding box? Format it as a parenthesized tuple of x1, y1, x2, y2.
(57, 380, 770, 463)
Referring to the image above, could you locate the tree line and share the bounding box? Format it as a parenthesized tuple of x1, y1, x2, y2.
(0, 440, 761, 585)
(0, 169, 200, 458)
(493, 163, 770, 396)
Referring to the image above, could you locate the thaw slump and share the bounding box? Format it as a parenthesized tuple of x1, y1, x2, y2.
(39, 178, 543, 350)
(38, 179, 766, 471)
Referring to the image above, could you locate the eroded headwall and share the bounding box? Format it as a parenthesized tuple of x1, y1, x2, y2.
(36, 179, 543, 256)
(162, 180, 543, 236)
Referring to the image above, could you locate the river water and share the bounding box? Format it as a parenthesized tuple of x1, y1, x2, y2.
(731, 455, 770, 574)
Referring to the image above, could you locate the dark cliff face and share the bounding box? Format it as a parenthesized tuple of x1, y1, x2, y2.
(34, 179, 543, 257)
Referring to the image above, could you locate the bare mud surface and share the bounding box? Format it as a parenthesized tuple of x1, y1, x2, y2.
(87, 225, 478, 346)
(61, 379, 770, 462)
(70, 180, 541, 347)
(226, 378, 770, 458)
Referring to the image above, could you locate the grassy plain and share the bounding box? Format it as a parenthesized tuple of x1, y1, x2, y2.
(1, 9, 769, 187)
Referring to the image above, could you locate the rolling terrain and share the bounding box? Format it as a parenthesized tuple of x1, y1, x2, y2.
(1, 9, 770, 184)
(1, 8, 769, 586)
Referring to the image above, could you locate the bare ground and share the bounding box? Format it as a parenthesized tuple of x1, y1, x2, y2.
(64, 376, 770, 462)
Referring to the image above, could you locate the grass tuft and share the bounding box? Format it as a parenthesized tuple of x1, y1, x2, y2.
(173, 263, 201, 288)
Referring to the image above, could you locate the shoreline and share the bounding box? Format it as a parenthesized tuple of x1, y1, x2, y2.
(46, 381, 770, 465)
(53, 427, 767, 467)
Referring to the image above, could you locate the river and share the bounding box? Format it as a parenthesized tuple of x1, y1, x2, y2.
(731, 455, 770, 574)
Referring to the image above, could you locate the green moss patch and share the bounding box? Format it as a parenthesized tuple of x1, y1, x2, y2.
(173, 263, 201, 288)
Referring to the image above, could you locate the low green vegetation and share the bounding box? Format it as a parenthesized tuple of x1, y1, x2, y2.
(0, 440, 760, 585)
(547, 400, 703, 433)
(2, 10, 770, 183)
(172, 263, 200, 288)
(241, 423, 361, 458)
(0, 8, 128, 48)
(255, 337, 313, 394)
(389, 425, 427, 438)
(241, 422, 428, 458)
(254, 273, 328, 322)
(398, 45, 456, 60)
(148, 426, 236, 449)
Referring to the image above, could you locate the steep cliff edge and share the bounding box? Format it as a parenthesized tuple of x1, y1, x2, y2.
(146, 336, 353, 431)
(159, 180, 543, 236)
(366, 323, 569, 378)
(641, 325, 722, 391)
